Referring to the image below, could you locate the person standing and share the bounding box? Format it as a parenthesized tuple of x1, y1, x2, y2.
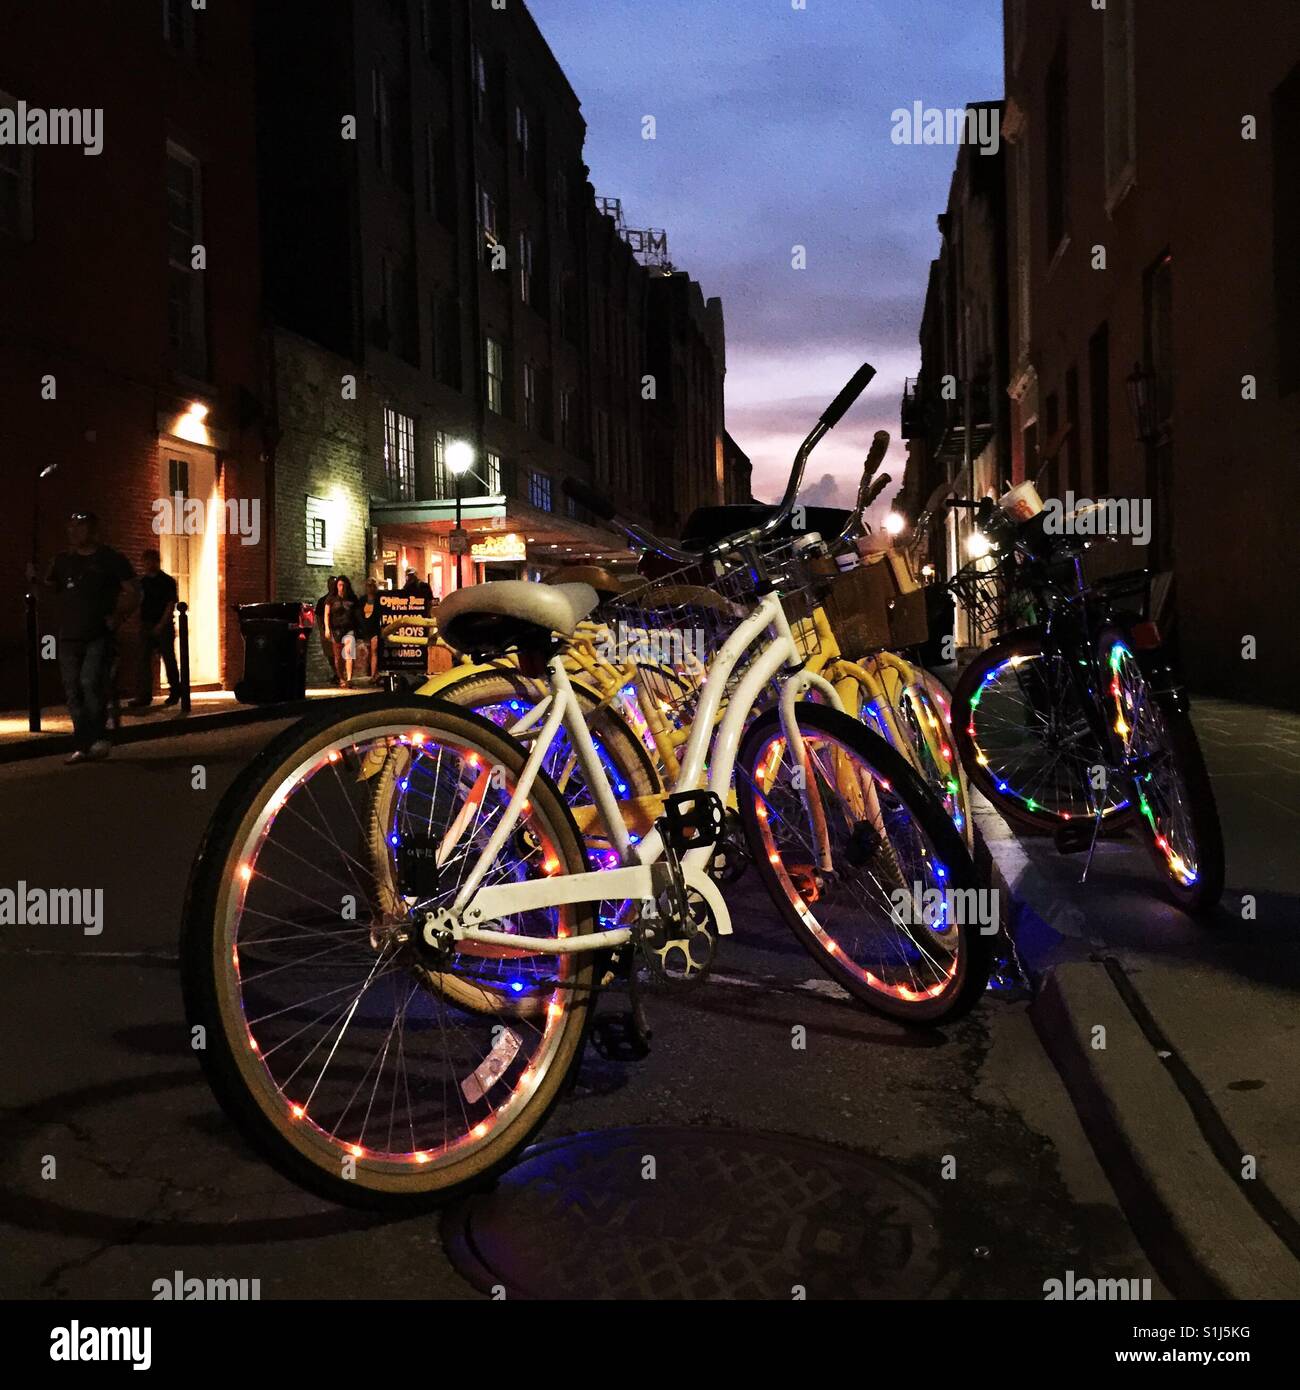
(354, 578, 383, 681)
(314, 576, 337, 683)
(324, 575, 358, 688)
(131, 548, 181, 708)
(44, 511, 137, 764)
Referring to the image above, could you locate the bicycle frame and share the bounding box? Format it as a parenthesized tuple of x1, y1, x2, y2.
(430, 589, 844, 958)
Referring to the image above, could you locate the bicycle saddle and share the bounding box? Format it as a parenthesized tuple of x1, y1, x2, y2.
(543, 564, 629, 600)
(436, 580, 599, 657)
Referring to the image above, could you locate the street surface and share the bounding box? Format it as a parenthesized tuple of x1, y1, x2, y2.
(0, 723, 1157, 1299)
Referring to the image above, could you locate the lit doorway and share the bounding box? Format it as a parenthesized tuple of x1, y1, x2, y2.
(157, 442, 221, 686)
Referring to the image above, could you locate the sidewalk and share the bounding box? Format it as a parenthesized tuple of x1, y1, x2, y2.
(0, 686, 363, 762)
(982, 696, 1300, 1298)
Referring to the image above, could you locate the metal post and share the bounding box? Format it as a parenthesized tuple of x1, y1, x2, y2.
(177, 601, 192, 713)
(25, 588, 41, 733)
(453, 475, 462, 590)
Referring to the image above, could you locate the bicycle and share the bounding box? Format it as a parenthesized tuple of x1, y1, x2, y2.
(181, 364, 991, 1209)
(945, 489, 1224, 914)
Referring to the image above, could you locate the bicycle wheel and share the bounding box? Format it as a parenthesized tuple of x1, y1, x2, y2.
(952, 630, 1137, 834)
(854, 660, 973, 851)
(1099, 630, 1225, 914)
(181, 695, 598, 1211)
(736, 704, 992, 1024)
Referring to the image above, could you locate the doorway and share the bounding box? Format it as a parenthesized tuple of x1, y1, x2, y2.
(157, 442, 221, 686)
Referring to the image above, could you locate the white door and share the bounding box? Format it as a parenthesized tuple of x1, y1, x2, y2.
(158, 443, 221, 686)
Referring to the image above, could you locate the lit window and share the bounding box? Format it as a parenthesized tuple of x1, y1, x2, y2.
(383, 407, 416, 501)
(528, 470, 553, 512)
(485, 338, 505, 414)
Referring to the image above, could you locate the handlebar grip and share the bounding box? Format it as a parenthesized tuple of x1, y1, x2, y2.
(820, 362, 876, 429)
(561, 475, 617, 522)
(945, 498, 980, 509)
(862, 473, 891, 509)
(865, 430, 890, 472)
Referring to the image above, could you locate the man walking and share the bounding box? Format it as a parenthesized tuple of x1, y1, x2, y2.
(45, 511, 137, 764)
(131, 548, 181, 708)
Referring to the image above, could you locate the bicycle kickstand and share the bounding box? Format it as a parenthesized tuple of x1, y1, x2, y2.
(1079, 807, 1106, 885)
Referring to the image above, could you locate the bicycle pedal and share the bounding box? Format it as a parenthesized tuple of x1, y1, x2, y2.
(590, 1010, 652, 1062)
(657, 790, 726, 855)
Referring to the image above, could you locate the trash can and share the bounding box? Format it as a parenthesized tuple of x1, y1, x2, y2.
(234, 602, 309, 704)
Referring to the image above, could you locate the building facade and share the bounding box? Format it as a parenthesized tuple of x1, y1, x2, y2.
(0, 0, 268, 707)
(256, 0, 729, 611)
(1001, 0, 1300, 704)
(899, 102, 1011, 644)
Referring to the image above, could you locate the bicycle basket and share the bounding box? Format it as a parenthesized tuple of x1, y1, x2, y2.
(946, 559, 1032, 637)
(600, 551, 822, 729)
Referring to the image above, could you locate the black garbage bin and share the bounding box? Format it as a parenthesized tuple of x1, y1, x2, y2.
(235, 602, 308, 704)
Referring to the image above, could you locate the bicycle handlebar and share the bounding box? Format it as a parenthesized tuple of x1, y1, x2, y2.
(563, 362, 877, 563)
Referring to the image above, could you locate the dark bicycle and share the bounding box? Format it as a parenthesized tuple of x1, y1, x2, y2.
(945, 493, 1224, 916)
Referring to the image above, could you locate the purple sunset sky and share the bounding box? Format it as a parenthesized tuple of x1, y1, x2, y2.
(527, 0, 1005, 513)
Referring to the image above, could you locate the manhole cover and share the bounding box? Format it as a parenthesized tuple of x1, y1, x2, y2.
(442, 1126, 947, 1299)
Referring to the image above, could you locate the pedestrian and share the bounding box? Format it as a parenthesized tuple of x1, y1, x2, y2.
(402, 567, 433, 601)
(354, 577, 383, 681)
(130, 548, 181, 708)
(314, 576, 337, 683)
(325, 575, 358, 688)
(44, 511, 137, 765)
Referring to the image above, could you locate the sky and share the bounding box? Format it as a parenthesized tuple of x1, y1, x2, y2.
(527, 0, 1005, 515)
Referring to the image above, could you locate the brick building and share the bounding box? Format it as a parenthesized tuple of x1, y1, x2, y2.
(1000, 0, 1300, 704)
(899, 101, 1011, 640)
(256, 0, 729, 611)
(0, 0, 268, 708)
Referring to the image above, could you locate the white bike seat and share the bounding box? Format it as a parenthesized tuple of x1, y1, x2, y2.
(437, 580, 600, 656)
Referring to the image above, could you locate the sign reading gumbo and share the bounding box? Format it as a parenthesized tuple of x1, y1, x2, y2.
(378, 593, 431, 673)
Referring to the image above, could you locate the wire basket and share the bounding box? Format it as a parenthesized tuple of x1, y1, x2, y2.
(602, 550, 822, 729)
(946, 559, 1033, 637)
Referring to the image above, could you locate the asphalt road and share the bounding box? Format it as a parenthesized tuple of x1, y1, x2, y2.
(0, 723, 1158, 1300)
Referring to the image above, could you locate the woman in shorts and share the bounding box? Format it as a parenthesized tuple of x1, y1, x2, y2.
(324, 576, 359, 688)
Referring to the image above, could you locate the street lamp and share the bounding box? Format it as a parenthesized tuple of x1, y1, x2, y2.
(446, 441, 475, 590)
(883, 511, 906, 538)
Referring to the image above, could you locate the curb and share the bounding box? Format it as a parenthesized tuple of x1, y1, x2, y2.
(975, 790, 1300, 1299)
(0, 700, 313, 764)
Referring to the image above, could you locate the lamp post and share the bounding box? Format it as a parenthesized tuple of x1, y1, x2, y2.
(446, 440, 475, 590)
(26, 462, 59, 733)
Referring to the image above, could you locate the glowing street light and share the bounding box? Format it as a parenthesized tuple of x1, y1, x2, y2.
(966, 532, 992, 559)
(446, 441, 476, 592)
(883, 511, 906, 537)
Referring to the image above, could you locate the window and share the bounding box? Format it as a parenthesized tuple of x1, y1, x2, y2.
(378, 253, 417, 362)
(1045, 39, 1068, 257)
(518, 231, 535, 305)
(306, 496, 333, 566)
(560, 387, 576, 450)
(163, 0, 197, 54)
(383, 406, 416, 501)
(528, 470, 553, 512)
(430, 429, 448, 498)
(523, 363, 537, 430)
(372, 68, 391, 172)
(1103, 0, 1137, 207)
(1274, 62, 1300, 395)
(425, 123, 436, 215)
(559, 275, 581, 344)
(477, 183, 499, 263)
(1088, 323, 1110, 495)
(472, 46, 488, 124)
(0, 91, 34, 240)
(485, 337, 505, 414)
(485, 451, 502, 494)
(516, 107, 531, 181)
(166, 143, 206, 378)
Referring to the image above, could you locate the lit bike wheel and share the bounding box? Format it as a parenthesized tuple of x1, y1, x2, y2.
(1099, 631, 1225, 915)
(181, 696, 597, 1210)
(736, 704, 991, 1024)
(952, 630, 1137, 834)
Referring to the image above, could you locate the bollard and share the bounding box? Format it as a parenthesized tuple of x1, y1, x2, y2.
(178, 601, 192, 713)
(25, 588, 41, 733)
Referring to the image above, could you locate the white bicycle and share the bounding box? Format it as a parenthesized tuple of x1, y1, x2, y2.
(181, 365, 991, 1210)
